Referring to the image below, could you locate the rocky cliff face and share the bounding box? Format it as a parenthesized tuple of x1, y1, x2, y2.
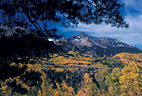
(55, 32, 141, 56)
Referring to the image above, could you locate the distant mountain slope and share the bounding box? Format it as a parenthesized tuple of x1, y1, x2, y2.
(55, 32, 141, 56)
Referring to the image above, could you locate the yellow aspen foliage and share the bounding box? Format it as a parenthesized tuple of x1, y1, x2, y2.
(106, 68, 121, 95)
(0, 82, 12, 95)
(53, 54, 59, 57)
(38, 89, 42, 96)
(76, 73, 93, 96)
(119, 62, 142, 96)
(61, 81, 74, 96)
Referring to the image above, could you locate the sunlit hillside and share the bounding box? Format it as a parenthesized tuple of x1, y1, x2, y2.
(112, 53, 142, 67)
(1, 51, 142, 96)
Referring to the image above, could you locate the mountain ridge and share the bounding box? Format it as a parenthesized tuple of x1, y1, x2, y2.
(55, 32, 141, 56)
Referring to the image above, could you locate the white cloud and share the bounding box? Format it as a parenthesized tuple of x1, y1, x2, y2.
(62, 14, 142, 48)
(60, 0, 142, 48)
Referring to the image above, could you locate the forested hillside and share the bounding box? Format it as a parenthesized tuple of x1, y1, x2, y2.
(1, 51, 142, 96)
(0, 0, 140, 96)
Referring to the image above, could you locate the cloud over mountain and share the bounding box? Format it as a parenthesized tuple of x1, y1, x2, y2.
(61, 0, 142, 49)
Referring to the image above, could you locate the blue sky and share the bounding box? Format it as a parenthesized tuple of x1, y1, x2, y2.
(0, 0, 141, 49)
(59, 0, 142, 49)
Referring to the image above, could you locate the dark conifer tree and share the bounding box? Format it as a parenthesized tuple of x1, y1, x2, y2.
(0, 0, 128, 80)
